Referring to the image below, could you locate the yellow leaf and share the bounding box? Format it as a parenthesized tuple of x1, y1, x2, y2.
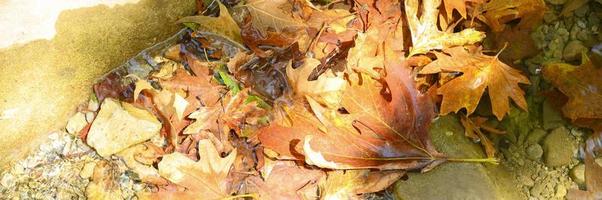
(177, 1, 244, 47)
(420, 46, 530, 120)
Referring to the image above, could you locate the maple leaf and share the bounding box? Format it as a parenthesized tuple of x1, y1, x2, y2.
(459, 115, 505, 158)
(405, 0, 485, 55)
(140, 139, 237, 200)
(567, 134, 602, 199)
(177, 1, 245, 48)
(245, 161, 324, 200)
(542, 55, 602, 129)
(236, 0, 306, 34)
(321, 170, 404, 200)
(259, 64, 443, 170)
(286, 58, 346, 107)
(420, 46, 530, 120)
(479, 0, 545, 32)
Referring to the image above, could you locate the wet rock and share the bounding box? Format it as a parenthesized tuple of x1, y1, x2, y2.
(543, 127, 577, 167)
(86, 98, 161, 158)
(564, 40, 588, 61)
(526, 128, 547, 145)
(543, 100, 564, 130)
(570, 164, 585, 185)
(527, 144, 544, 160)
(394, 116, 523, 200)
(545, 0, 567, 5)
(574, 5, 589, 18)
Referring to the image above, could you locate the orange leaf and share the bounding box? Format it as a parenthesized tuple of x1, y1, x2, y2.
(480, 0, 545, 32)
(420, 46, 530, 120)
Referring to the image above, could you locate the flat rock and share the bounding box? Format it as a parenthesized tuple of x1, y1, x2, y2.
(543, 127, 576, 167)
(86, 98, 161, 157)
(393, 116, 523, 200)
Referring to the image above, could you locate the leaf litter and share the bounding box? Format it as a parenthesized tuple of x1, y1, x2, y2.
(2, 0, 602, 199)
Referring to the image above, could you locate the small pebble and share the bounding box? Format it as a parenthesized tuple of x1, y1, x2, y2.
(527, 144, 544, 160)
(570, 164, 585, 185)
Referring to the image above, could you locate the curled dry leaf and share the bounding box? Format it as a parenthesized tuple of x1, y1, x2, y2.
(420, 46, 530, 120)
(542, 55, 602, 131)
(405, 0, 485, 55)
(140, 139, 237, 200)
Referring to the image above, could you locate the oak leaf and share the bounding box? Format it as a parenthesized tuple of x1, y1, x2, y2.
(442, 0, 484, 20)
(245, 161, 324, 200)
(405, 0, 485, 55)
(237, 0, 306, 34)
(542, 55, 602, 128)
(141, 139, 237, 200)
(420, 46, 530, 120)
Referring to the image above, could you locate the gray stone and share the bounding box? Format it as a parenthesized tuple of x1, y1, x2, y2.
(564, 40, 588, 61)
(527, 144, 544, 160)
(544, 12, 559, 24)
(570, 164, 585, 185)
(86, 98, 161, 158)
(393, 116, 523, 200)
(543, 127, 577, 167)
(545, 0, 567, 5)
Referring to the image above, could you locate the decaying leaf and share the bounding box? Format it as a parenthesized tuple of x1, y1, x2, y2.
(542, 54, 602, 130)
(238, 0, 306, 34)
(567, 133, 602, 200)
(86, 160, 124, 200)
(405, 0, 485, 55)
(460, 115, 505, 158)
(286, 58, 346, 107)
(141, 139, 237, 200)
(480, 0, 545, 32)
(178, 1, 244, 47)
(320, 170, 404, 200)
(420, 46, 530, 120)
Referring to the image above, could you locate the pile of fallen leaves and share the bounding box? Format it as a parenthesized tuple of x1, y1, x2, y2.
(78, 0, 560, 198)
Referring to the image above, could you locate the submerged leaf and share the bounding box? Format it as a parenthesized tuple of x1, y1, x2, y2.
(420, 46, 530, 120)
(178, 1, 244, 46)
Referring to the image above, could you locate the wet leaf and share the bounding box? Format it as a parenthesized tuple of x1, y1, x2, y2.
(480, 0, 545, 32)
(420, 46, 530, 120)
(178, 1, 244, 47)
(567, 134, 602, 200)
(542, 55, 602, 128)
(141, 139, 237, 200)
(406, 0, 485, 55)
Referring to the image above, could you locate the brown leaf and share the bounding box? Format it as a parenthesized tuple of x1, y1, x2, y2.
(259, 63, 443, 170)
(140, 139, 237, 200)
(567, 133, 602, 200)
(321, 170, 404, 199)
(420, 46, 530, 120)
(442, 0, 484, 20)
(542, 55, 602, 129)
(245, 161, 324, 200)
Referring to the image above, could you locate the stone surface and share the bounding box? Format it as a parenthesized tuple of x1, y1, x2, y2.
(393, 116, 523, 200)
(86, 98, 161, 157)
(0, 0, 195, 169)
(563, 40, 588, 61)
(543, 127, 577, 167)
(526, 128, 547, 145)
(543, 100, 565, 130)
(526, 144, 544, 160)
(66, 112, 88, 135)
(570, 164, 585, 186)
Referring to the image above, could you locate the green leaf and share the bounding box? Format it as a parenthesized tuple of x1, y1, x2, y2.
(217, 70, 240, 94)
(177, 1, 245, 48)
